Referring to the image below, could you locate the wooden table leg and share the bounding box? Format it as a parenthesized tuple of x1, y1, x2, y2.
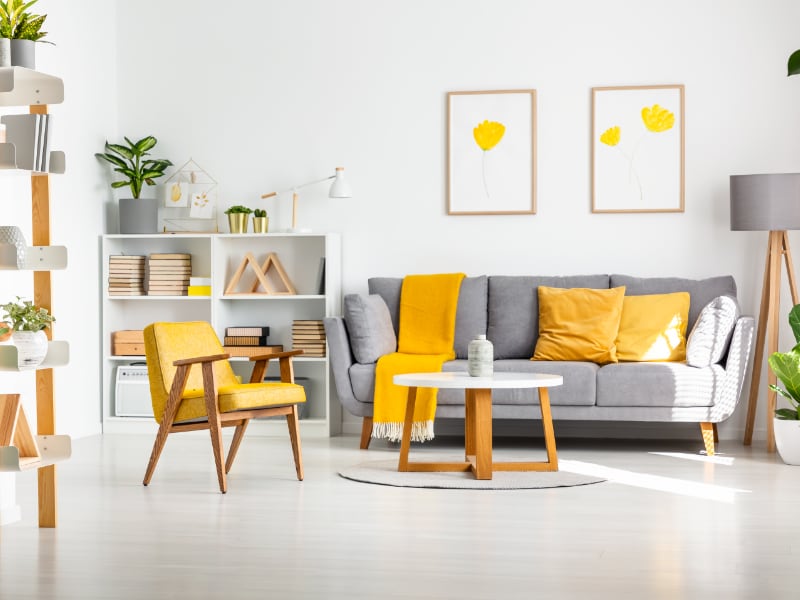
(398, 386, 416, 472)
(472, 388, 493, 479)
(465, 388, 476, 459)
(539, 387, 558, 470)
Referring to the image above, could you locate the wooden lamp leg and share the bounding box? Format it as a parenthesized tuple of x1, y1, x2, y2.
(292, 191, 299, 230)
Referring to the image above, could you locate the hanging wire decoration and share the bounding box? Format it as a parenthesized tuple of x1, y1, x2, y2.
(161, 158, 219, 232)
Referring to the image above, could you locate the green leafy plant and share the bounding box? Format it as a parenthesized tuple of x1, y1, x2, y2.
(0, 296, 54, 333)
(95, 136, 173, 199)
(768, 304, 800, 420)
(789, 49, 800, 77)
(0, 0, 49, 42)
(253, 209, 267, 218)
(224, 205, 253, 215)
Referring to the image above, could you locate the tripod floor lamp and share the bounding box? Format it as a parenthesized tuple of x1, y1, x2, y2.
(261, 167, 352, 232)
(731, 173, 800, 452)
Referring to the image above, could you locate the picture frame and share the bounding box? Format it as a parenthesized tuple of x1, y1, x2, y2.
(447, 89, 536, 215)
(160, 158, 219, 232)
(592, 84, 685, 213)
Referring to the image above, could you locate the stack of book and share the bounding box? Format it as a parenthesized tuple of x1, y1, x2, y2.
(223, 325, 282, 358)
(145, 253, 192, 296)
(292, 320, 326, 357)
(108, 255, 145, 296)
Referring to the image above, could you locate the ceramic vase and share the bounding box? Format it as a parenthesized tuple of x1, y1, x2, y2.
(468, 334, 493, 377)
(10, 39, 35, 69)
(774, 418, 800, 465)
(13, 330, 48, 369)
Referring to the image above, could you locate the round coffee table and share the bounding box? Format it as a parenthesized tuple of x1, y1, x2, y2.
(392, 371, 563, 480)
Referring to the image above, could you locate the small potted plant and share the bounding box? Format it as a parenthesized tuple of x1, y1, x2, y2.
(95, 136, 172, 234)
(224, 205, 253, 233)
(0, 295, 54, 369)
(252, 208, 268, 233)
(0, 0, 51, 69)
(768, 303, 800, 464)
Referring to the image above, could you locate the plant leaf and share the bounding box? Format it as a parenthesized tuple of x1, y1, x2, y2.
(769, 383, 796, 402)
(789, 304, 800, 343)
(95, 152, 127, 169)
(135, 136, 157, 154)
(768, 350, 800, 406)
(105, 143, 133, 160)
(789, 50, 800, 77)
(775, 408, 799, 420)
(110, 181, 128, 189)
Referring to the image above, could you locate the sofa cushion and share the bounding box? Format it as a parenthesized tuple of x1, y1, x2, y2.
(686, 295, 740, 367)
(343, 294, 397, 364)
(488, 275, 610, 359)
(533, 286, 626, 364)
(609, 274, 737, 331)
(596, 362, 723, 407)
(349, 362, 376, 403)
(615, 292, 690, 362)
(369, 276, 488, 360)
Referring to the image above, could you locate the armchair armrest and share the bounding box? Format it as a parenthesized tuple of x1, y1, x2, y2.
(173, 353, 231, 367)
(249, 349, 304, 384)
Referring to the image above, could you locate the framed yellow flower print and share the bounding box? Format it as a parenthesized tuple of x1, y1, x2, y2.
(447, 89, 536, 215)
(592, 84, 685, 213)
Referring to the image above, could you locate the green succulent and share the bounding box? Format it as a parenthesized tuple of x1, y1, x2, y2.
(768, 304, 800, 420)
(0, 296, 54, 333)
(224, 205, 253, 215)
(253, 209, 267, 218)
(95, 136, 173, 199)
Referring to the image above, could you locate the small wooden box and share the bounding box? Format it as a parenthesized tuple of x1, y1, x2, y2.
(112, 330, 145, 356)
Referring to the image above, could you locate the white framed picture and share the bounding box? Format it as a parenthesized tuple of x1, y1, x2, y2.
(592, 84, 685, 213)
(447, 89, 536, 215)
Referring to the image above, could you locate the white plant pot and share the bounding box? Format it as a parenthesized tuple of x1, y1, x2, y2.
(13, 330, 48, 369)
(774, 418, 800, 465)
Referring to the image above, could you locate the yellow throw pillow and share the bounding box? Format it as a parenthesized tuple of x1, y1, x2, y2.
(532, 286, 626, 364)
(615, 292, 690, 362)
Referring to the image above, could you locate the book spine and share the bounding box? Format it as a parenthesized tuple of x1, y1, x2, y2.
(225, 326, 270, 336)
(223, 335, 269, 346)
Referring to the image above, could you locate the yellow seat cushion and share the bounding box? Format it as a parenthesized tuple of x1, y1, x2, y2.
(144, 321, 304, 424)
(615, 292, 690, 362)
(532, 286, 626, 364)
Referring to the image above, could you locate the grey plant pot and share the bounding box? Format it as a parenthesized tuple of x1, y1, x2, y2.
(10, 39, 35, 69)
(119, 197, 158, 234)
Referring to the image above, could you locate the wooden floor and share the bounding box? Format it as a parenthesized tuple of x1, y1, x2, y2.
(0, 432, 797, 599)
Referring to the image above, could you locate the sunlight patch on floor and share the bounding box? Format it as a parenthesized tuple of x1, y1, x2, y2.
(559, 459, 750, 503)
(650, 451, 735, 466)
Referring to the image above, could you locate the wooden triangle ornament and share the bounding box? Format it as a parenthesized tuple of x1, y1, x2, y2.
(224, 252, 296, 296)
(0, 394, 41, 468)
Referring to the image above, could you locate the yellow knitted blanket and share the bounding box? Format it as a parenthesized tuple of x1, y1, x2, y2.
(372, 273, 465, 442)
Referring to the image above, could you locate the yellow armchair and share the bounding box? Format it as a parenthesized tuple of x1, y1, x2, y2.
(142, 321, 305, 493)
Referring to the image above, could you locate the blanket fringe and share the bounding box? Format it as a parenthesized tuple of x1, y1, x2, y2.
(372, 420, 434, 443)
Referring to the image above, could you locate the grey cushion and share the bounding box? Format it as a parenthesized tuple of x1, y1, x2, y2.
(369, 276, 487, 359)
(686, 295, 740, 367)
(343, 294, 397, 364)
(487, 275, 611, 359)
(609, 274, 737, 331)
(349, 363, 376, 403)
(596, 362, 723, 408)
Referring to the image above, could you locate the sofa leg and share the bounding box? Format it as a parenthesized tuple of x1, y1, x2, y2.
(700, 422, 715, 456)
(360, 417, 373, 450)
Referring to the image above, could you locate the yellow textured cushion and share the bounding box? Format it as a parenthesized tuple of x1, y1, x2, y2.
(532, 286, 626, 364)
(615, 292, 690, 362)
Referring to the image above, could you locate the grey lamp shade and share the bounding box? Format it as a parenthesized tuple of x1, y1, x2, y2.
(730, 173, 800, 231)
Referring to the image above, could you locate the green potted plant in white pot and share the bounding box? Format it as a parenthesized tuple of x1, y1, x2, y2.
(0, 295, 54, 369)
(768, 304, 800, 465)
(0, 0, 51, 69)
(95, 136, 172, 234)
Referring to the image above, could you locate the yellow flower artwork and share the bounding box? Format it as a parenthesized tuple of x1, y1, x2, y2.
(473, 119, 506, 200)
(641, 104, 675, 133)
(600, 126, 620, 147)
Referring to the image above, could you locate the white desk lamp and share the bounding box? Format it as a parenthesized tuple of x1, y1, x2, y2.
(261, 167, 352, 232)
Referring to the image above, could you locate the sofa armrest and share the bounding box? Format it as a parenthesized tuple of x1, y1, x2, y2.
(713, 315, 755, 421)
(323, 317, 365, 416)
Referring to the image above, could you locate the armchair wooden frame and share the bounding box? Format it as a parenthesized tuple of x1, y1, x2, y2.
(143, 349, 305, 493)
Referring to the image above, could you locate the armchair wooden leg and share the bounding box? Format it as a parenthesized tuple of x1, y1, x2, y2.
(287, 404, 304, 481)
(143, 365, 189, 486)
(700, 422, 715, 456)
(225, 419, 250, 474)
(360, 416, 373, 450)
(202, 363, 227, 493)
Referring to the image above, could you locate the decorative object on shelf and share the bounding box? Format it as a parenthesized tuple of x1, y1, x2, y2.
(467, 334, 493, 377)
(111, 330, 144, 356)
(0, 320, 10, 341)
(224, 251, 296, 296)
(0, 224, 24, 267)
(0, 394, 40, 468)
(732, 173, 800, 451)
(292, 320, 326, 357)
(260, 166, 352, 232)
(224, 205, 252, 233)
(187, 276, 211, 296)
(592, 84, 684, 213)
(0, 295, 54, 369)
(95, 135, 173, 234)
(767, 303, 800, 464)
(0, 37, 9, 67)
(0, 0, 51, 70)
(252, 208, 268, 233)
(0, 225, 66, 270)
(1, 112, 55, 172)
(447, 90, 536, 215)
(161, 158, 218, 232)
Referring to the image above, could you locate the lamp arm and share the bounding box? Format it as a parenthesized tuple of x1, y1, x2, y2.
(260, 175, 335, 199)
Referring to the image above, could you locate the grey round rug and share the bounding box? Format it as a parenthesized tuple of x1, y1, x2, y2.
(339, 459, 605, 490)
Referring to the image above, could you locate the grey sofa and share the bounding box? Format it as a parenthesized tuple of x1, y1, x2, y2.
(324, 274, 755, 454)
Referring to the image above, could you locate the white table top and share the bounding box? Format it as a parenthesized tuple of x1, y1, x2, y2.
(393, 371, 563, 389)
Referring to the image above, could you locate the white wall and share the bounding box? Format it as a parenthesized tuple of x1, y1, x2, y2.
(5, 1, 796, 441)
(0, 0, 117, 438)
